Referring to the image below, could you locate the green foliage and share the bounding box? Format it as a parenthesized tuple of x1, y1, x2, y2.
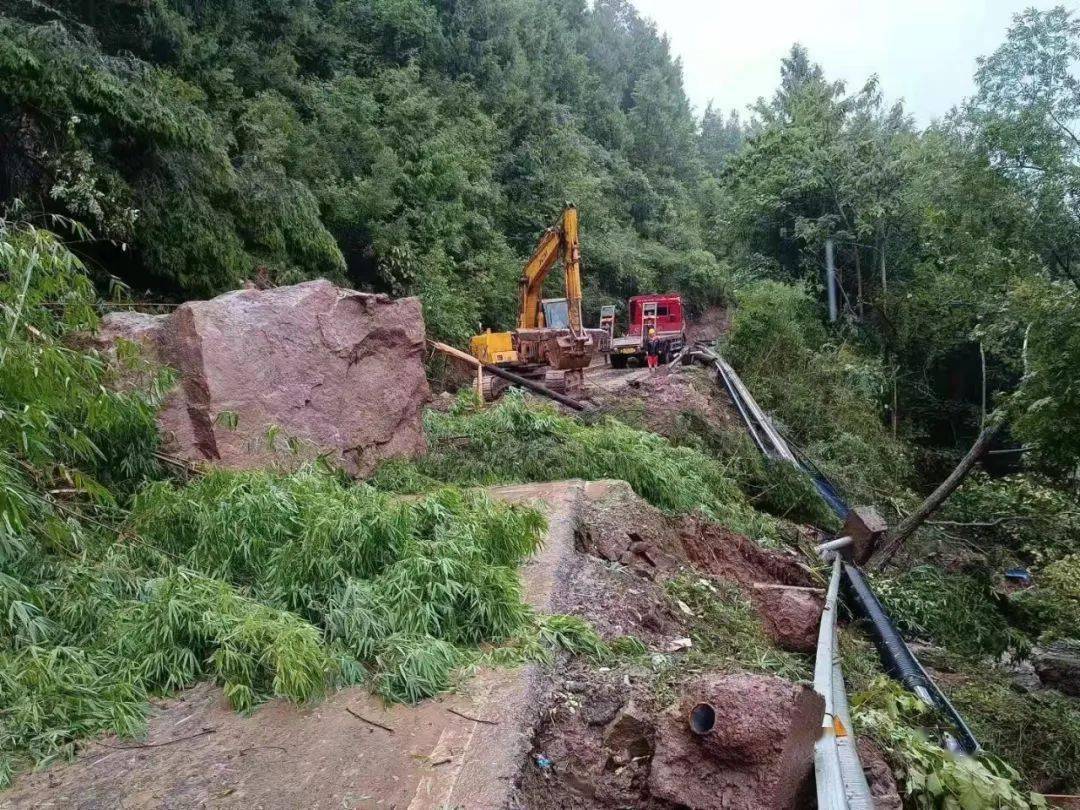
(0, 219, 167, 586)
(373, 391, 782, 542)
(872, 566, 1016, 657)
(662, 575, 807, 680)
(129, 467, 546, 659)
(1, 459, 557, 783)
(1011, 554, 1080, 642)
(970, 7, 1080, 291)
(1004, 277, 1080, 468)
(113, 571, 332, 710)
(668, 410, 839, 528)
(853, 677, 1048, 809)
(724, 279, 913, 503)
(0, 646, 148, 782)
(944, 472, 1080, 564)
(0, 0, 731, 335)
(536, 614, 611, 660)
(0, 247, 562, 786)
(0, 220, 168, 504)
(371, 634, 461, 704)
(950, 675, 1080, 793)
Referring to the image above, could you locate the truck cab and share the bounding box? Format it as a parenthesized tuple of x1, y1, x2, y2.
(607, 293, 687, 368)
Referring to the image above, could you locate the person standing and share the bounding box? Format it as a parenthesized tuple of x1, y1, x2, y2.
(645, 327, 660, 371)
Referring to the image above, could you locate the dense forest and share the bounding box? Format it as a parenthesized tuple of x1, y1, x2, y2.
(2, 0, 1078, 464)
(3, 0, 1080, 804)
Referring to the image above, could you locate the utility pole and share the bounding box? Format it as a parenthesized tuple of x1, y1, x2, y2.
(825, 237, 837, 322)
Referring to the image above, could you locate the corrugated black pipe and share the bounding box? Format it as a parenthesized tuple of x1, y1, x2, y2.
(842, 562, 980, 755)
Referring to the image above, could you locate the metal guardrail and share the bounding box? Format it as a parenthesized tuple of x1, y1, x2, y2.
(814, 556, 874, 809)
(692, 346, 875, 804)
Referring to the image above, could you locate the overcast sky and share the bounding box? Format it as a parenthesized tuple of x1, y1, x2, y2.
(629, 0, 1071, 124)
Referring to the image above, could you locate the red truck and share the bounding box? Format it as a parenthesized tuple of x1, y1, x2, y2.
(601, 293, 687, 369)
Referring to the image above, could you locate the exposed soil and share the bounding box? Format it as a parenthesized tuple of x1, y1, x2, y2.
(584, 362, 740, 440)
(513, 482, 832, 809)
(684, 306, 731, 345)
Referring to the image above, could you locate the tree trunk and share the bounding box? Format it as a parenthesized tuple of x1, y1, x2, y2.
(868, 423, 1002, 570)
(855, 246, 864, 320)
(879, 239, 887, 299)
(891, 365, 898, 439)
(979, 342, 987, 430)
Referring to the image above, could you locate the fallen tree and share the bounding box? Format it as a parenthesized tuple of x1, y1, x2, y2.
(868, 423, 1002, 570)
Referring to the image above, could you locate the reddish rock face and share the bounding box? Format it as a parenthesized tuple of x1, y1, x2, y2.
(649, 673, 823, 810)
(98, 280, 429, 477)
(750, 585, 825, 654)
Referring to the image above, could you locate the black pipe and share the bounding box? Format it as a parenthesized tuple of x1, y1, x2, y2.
(842, 562, 980, 754)
(700, 350, 981, 755)
(483, 364, 586, 411)
(714, 362, 770, 456)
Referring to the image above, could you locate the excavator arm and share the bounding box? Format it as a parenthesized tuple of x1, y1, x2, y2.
(471, 203, 593, 375)
(518, 205, 583, 335)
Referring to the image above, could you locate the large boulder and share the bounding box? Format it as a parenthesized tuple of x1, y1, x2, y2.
(649, 673, 822, 810)
(98, 280, 429, 476)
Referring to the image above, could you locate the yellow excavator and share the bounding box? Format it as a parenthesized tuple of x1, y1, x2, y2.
(470, 204, 596, 397)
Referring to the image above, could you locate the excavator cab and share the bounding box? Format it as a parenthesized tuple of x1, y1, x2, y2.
(541, 298, 570, 329)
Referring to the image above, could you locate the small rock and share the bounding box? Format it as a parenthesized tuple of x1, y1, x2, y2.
(580, 682, 625, 727)
(665, 637, 692, 653)
(1006, 659, 1043, 693)
(751, 587, 823, 654)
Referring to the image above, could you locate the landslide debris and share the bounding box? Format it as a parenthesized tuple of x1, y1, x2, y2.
(648, 673, 822, 810)
(515, 482, 828, 810)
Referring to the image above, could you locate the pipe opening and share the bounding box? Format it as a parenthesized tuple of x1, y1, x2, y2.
(688, 703, 716, 735)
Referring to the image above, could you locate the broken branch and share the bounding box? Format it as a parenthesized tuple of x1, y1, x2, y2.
(345, 707, 394, 733)
(446, 707, 499, 725)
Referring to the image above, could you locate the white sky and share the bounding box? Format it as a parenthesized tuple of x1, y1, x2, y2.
(629, 0, 1071, 124)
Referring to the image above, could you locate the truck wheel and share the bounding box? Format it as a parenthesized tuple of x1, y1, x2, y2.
(611, 353, 628, 369)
